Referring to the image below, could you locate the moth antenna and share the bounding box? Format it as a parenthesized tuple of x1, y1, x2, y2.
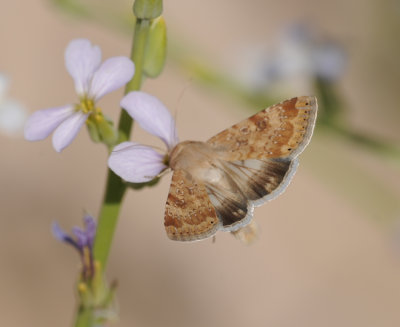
(172, 79, 193, 131)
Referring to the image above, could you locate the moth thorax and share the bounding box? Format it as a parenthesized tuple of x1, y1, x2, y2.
(169, 141, 217, 173)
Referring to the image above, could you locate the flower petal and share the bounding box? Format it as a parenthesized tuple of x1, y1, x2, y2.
(88, 57, 135, 101)
(108, 142, 167, 183)
(24, 105, 74, 141)
(120, 91, 178, 149)
(52, 222, 80, 251)
(52, 111, 88, 152)
(65, 39, 102, 96)
(83, 215, 96, 247)
(52, 221, 70, 242)
(72, 226, 87, 248)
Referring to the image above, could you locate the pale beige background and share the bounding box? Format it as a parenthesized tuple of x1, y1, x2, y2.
(1, 1, 400, 327)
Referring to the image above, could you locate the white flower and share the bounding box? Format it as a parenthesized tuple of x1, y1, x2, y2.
(24, 39, 135, 152)
(108, 91, 178, 183)
(0, 74, 27, 136)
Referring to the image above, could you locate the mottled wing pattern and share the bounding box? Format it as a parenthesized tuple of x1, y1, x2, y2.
(207, 96, 317, 160)
(204, 96, 317, 236)
(164, 169, 221, 241)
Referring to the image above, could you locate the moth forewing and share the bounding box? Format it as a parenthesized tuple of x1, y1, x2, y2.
(164, 168, 221, 241)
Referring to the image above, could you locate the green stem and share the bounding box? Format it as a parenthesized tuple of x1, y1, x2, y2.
(94, 17, 150, 269)
(73, 16, 151, 327)
(74, 306, 93, 327)
(118, 18, 150, 141)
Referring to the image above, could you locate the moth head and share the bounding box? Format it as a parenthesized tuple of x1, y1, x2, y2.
(168, 141, 193, 170)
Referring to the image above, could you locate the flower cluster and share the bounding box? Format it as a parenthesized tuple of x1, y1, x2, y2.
(29, 38, 179, 263)
(24, 39, 135, 152)
(22, 39, 181, 183)
(53, 215, 117, 322)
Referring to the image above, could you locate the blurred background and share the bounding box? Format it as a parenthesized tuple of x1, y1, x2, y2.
(1, 0, 400, 326)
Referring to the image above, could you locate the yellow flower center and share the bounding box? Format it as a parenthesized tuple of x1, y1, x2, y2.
(77, 98, 102, 116)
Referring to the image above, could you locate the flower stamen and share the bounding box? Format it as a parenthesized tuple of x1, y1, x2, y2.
(78, 98, 95, 114)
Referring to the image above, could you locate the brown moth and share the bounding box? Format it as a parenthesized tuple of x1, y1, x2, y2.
(164, 96, 318, 241)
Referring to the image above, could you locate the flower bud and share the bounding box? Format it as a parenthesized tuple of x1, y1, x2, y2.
(86, 114, 118, 147)
(133, 0, 163, 20)
(143, 17, 167, 78)
(97, 116, 118, 147)
(86, 119, 101, 143)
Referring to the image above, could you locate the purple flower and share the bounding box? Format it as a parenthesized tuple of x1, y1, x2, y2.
(53, 215, 97, 280)
(24, 39, 135, 152)
(108, 91, 178, 183)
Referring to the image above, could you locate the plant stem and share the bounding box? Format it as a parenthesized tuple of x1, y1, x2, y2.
(94, 17, 150, 269)
(119, 18, 149, 141)
(74, 306, 93, 327)
(73, 16, 151, 327)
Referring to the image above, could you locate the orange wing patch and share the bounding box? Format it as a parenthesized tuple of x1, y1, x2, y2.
(207, 96, 317, 160)
(164, 169, 221, 241)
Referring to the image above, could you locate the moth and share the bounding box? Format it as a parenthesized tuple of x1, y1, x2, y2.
(164, 96, 317, 241)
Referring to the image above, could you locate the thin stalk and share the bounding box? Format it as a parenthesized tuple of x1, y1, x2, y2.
(94, 18, 150, 268)
(74, 306, 93, 327)
(73, 17, 151, 327)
